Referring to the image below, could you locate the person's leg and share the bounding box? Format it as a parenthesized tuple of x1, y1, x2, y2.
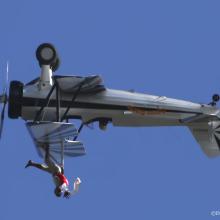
(44, 146, 62, 174)
(25, 160, 50, 173)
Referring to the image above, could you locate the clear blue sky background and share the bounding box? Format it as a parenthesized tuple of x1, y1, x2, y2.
(0, 0, 220, 219)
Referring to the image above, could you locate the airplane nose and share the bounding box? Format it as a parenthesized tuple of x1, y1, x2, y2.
(8, 81, 23, 119)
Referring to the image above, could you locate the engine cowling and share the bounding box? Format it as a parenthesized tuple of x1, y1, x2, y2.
(8, 81, 23, 119)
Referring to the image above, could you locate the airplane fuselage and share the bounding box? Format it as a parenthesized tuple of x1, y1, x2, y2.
(13, 81, 218, 128)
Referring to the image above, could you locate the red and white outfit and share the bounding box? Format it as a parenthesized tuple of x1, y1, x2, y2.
(53, 172, 69, 192)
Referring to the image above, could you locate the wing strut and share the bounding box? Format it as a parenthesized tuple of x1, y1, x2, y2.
(55, 79, 61, 122)
(34, 77, 90, 123)
(34, 83, 56, 122)
(34, 79, 61, 123)
(73, 122, 84, 141)
(61, 79, 88, 122)
(61, 140, 64, 168)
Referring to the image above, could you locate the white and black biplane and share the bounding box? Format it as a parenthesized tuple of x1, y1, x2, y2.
(1, 43, 220, 162)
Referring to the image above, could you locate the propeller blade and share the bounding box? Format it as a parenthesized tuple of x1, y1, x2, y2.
(0, 61, 9, 139)
(6, 62, 9, 84)
(0, 102, 6, 139)
(3, 61, 9, 94)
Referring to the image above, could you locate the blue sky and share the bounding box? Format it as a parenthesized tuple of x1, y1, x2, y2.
(0, 0, 220, 219)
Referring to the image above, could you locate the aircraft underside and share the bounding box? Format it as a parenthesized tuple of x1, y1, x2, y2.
(20, 87, 207, 127)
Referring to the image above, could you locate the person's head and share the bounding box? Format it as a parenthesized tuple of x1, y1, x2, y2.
(54, 187, 62, 197)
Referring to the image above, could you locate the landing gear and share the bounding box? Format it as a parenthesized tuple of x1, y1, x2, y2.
(99, 120, 108, 130)
(209, 94, 220, 106)
(36, 43, 61, 89)
(36, 43, 60, 72)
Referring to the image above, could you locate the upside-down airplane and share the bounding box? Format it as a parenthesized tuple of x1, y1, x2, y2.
(0, 43, 220, 168)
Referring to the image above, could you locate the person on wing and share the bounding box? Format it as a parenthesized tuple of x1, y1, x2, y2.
(25, 147, 81, 198)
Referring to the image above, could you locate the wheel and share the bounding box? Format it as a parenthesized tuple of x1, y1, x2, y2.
(36, 43, 57, 65)
(8, 81, 23, 119)
(212, 94, 220, 102)
(51, 56, 60, 72)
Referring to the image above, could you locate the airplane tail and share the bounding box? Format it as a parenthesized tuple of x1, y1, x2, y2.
(189, 121, 220, 157)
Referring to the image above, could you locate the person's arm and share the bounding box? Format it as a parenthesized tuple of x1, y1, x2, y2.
(73, 177, 81, 193)
(63, 177, 82, 199)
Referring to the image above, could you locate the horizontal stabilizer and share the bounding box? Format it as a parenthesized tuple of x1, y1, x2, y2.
(189, 121, 220, 157)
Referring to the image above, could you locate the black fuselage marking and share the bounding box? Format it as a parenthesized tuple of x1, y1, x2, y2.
(21, 97, 201, 115)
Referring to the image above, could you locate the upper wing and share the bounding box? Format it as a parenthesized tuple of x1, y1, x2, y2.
(26, 122, 86, 164)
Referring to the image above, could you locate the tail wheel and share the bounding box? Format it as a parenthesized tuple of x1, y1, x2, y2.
(8, 81, 23, 119)
(212, 94, 220, 103)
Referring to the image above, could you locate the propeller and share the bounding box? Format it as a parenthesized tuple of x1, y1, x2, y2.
(0, 62, 9, 139)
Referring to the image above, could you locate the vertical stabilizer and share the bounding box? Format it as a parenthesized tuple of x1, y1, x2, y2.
(189, 121, 220, 157)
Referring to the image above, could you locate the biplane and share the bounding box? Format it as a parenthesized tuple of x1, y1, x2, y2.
(0, 42, 220, 164)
